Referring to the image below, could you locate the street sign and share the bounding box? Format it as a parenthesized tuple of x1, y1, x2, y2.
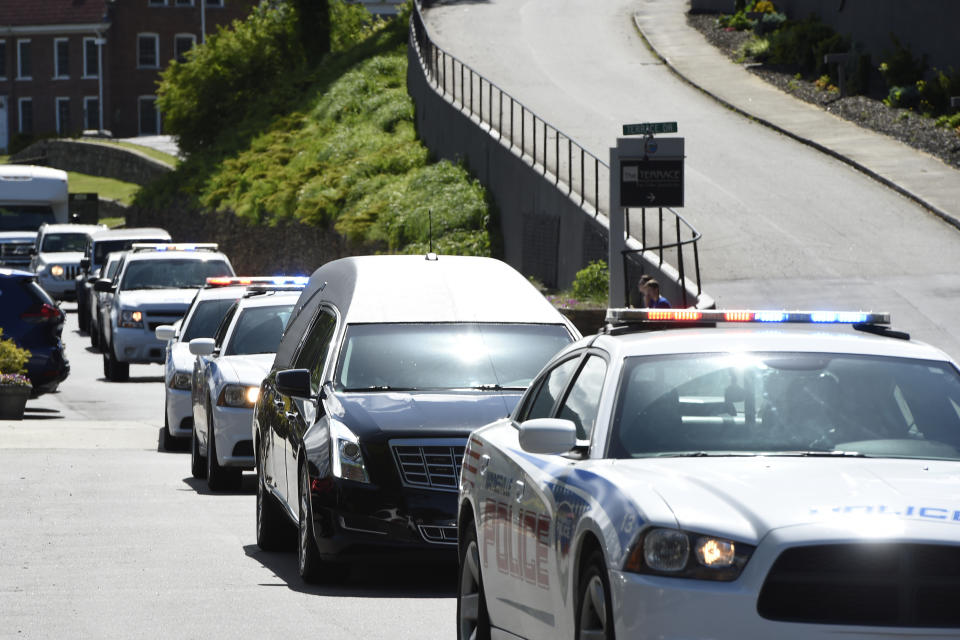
(622, 121, 678, 136)
(620, 158, 684, 208)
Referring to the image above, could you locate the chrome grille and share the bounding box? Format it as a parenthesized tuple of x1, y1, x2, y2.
(418, 525, 457, 545)
(758, 543, 960, 627)
(390, 439, 466, 492)
(0, 242, 34, 267)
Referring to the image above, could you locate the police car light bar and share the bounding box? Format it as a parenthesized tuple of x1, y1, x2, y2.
(607, 308, 891, 325)
(206, 276, 309, 288)
(131, 242, 219, 252)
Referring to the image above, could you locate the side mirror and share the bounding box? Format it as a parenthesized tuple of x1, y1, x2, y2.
(155, 325, 176, 342)
(79, 257, 91, 271)
(518, 418, 577, 455)
(28, 247, 37, 256)
(93, 279, 115, 293)
(189, 338, 217, 356)
(276, 368, 312, 398)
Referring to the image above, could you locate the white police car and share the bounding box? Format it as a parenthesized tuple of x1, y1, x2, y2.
(95, 243, 234, 381)
(155, 277, 263, 449)
(456, 309, 960, 640)
(188, 281, 306, 491)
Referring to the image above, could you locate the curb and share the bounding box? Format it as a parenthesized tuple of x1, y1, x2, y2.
(631, 14, 960, 232)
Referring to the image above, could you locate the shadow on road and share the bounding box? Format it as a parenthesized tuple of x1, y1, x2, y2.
(98, 375, 164, 384)
(243, 544, 457, 598)
(179, 474, 257, 496)
(22, 407, 64, 420)
(157, 427, 191, 453)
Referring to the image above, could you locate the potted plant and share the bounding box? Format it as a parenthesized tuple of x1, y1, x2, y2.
(0, 329, 33, 421)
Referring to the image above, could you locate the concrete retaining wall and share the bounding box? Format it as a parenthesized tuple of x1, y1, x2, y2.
(690, 0, 959, 73)
(10, 139, 173, 187)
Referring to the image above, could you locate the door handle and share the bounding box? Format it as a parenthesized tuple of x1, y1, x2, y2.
(478, 454, 491, 476)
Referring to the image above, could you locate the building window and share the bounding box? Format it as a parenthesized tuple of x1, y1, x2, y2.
(83, 38, 100, 78)
(206, 0, 223, 6)
(137, 34, 159, 68)
(54, 38, 70, 79)
(18, 98, 33, 133)
(84, 97, 100, 130)
(17, 39, 31, 80)
(0, 41, 7, 81)
(148, 0, 167, 5)
(175, 0, 194, 6)
(56, 98, 70, 135)
(139, 96, 160, 135)
(174, 34, 196, 63)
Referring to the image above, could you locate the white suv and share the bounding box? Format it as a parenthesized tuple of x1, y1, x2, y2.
(30, 223, 106, 300)
(95, 244, 234, 381)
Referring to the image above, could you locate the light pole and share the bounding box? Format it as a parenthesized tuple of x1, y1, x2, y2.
(200, 0, 206, 44)
(95, 34, 106, 131)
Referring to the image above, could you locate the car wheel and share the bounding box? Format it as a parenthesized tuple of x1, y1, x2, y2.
(78, 305, 89, 333)
(576, 549, 615, 640)
(457, 523, 491, 640)
(90, 319, 100, 349)
(256, 454, 293, 551)
(103, 344, 129, 382)
(190, 422, 206, 479)
(298, 460, 347, 583)
(207, 412, 241, 492)
(161, 415, 173, 451)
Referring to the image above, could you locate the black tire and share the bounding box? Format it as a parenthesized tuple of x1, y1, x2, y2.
(256, 451, 293, 551)
(457, 523, 491, 640)
(190, 421, 206, 479)
(161, 418, 173, 451)
(103, 344, 129, 382)
(207, 412, 241, 492)
(575, 549, 615, 640)
(90, 315, 101, 350)
(78, 302, 89, 333)
(298, 460, 348, 583)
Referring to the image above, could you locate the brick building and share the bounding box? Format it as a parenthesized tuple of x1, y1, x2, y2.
(0, 0, 256, 152)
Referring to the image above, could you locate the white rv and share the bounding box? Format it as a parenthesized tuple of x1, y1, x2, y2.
(0, 165, 70, 269)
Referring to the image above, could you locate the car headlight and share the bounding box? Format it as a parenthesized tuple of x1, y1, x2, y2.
(119, 309, 143, 328)
(623, 528, 753, 581)
(218, 384, 259, 408)
(330, 420, 370, 483)
(50, 265, 65, 278)
(170, 372, 192, 391)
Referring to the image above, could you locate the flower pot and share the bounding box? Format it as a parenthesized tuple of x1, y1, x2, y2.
(0, 384, 31, 420)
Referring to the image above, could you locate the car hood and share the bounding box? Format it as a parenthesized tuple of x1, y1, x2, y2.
(0, 232, 37, 243)
(38, 251, 84, 263)
(219, 354, 274, 386)
(328, 390, 521, 440)
(598, 456, 960, 544)
(117, 289, 198, 308)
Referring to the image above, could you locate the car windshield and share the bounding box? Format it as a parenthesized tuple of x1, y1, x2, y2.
(224, 304, 293, 356)
(93, 238, 167, 265)
(120, 259, 232, 290)
(609, 352, 960, 461)
(182, 298, 240, 342)
(0, 205, 55, 231)
(41, 233, 88, 252)
(336, 323, 573, 391)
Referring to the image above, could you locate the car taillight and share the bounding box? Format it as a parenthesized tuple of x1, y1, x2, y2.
(21, 303, 63, 323)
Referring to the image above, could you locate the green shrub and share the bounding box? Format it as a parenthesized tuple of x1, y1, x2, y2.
(879, 34, 926, 89)
(765, 17, 846, 74)
(0, 329, 30, 375)
(884, 85, 920, 109)
(571, 260, 609, 303)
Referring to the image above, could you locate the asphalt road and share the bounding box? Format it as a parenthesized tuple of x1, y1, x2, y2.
(421, 0, 960, 361)
(0, 306, 456, 640)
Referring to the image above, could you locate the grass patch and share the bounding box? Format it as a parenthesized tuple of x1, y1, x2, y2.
(68, 172, 140, 206)
(140, 2, 491, 256)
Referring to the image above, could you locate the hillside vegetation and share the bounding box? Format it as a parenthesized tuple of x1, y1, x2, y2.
(140, 0, 492, 256)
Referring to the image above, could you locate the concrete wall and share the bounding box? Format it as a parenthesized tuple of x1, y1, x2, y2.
(691, 0, 960, 73)
(11, 139, 172, 186)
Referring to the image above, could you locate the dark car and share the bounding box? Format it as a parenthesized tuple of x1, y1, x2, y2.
(253, 255, 580, 584)
(0, 268, 69, 395)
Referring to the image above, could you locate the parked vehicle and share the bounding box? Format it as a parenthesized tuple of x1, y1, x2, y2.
(253, 254, 580, 583)
(90, 251, 125, 351)
(0, 268, 69, 395)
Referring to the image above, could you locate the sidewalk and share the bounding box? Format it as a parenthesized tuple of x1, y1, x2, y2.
(634, 0, 960, 229)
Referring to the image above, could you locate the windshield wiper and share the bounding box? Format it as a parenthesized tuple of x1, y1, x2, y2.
(469, 384, 526, 391)
(773, 450, 869, 458)
(342, 385, 419, 392)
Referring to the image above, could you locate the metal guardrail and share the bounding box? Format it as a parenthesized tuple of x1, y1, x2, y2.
(410, 3, 703, 305)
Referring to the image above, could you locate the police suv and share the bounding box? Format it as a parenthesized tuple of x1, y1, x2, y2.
(457, 309, 960, 640)
(95, 243, 234, 381)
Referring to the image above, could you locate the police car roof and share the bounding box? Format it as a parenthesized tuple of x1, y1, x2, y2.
(299, 254, 570, 325)
(193, 284, 250, 302)
(587, 326, 953, 363)
(123, 249, 228, 261)
(39, 223, 106, 234)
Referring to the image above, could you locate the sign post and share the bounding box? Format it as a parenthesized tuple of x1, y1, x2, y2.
(608, 123, 684, 306)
